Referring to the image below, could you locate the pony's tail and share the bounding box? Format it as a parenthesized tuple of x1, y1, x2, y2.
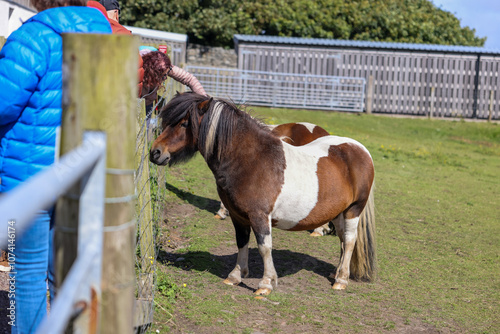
(350, 183, 377, 281)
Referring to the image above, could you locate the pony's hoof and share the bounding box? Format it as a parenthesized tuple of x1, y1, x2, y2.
(332, 282, 347, 290)
(214, 214, 225, 220)
(310, 231, 323, 237)
(223, 277, 240, 286)
(255, 288, 272, 296)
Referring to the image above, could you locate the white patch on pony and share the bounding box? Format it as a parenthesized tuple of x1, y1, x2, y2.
(344, 217, 359, 243)
(258, 233, 276, 289)
(319, 135, 372, 158)
(296, 122, 317, 133)
(261, 233, 273, 249)
(271, 135, 370, 230)
(205, 101, 224, 157)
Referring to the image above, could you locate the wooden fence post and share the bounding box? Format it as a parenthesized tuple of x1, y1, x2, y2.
(488, 90, 494, 122)
(429, 87, 435, 119)
(56, 33, 138, 334)
(0, 36, 6, 49)
(366, 75, 374, 114)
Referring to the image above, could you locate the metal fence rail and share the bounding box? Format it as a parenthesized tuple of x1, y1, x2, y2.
(0, 132, 107, 333)
(185, 66, 366, 112)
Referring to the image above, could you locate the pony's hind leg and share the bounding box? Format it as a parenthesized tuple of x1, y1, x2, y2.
(224, 222, 250, 286)
(254, 231, 278, 296)
(332, 215, 359, 290)
(328, 214, 344, 279)
(310, 221, 335, 236)
(215, 201, 229, 220)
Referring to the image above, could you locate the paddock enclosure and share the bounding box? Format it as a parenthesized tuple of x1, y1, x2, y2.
(234, 34, 500, 120)
(150, 105, 499, 333)
(1, 24, 498, 334)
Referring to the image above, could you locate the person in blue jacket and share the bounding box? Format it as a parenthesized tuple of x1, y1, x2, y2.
(0, 1, 111, 333)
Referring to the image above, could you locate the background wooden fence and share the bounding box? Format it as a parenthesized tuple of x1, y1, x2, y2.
(126, 26, 187, 66)
(235, 36, 500, 120)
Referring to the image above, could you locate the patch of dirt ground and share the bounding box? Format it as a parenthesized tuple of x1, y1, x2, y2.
(153, 201, 448, 334)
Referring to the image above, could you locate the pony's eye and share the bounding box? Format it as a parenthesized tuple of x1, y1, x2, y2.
(180, 121, 188, 128)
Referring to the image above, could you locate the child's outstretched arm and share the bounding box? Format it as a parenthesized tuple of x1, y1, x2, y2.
(168, 65, 208, 96)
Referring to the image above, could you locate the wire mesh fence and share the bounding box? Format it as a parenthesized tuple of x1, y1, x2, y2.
(134, 76, 184, 333)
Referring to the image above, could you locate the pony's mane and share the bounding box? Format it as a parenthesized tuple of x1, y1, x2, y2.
(198, 97, 269, 161)
(159, 92, 270, 162)
(159, 91, 208, 132)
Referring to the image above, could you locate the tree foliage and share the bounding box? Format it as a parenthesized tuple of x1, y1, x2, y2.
(120, 0, 486, 48)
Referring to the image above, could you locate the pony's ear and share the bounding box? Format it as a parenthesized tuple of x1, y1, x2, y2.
(197, 97, 213, 115)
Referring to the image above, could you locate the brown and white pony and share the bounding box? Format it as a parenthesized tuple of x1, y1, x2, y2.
(150, 92, 376, 295)
(216, 121, 333, 235)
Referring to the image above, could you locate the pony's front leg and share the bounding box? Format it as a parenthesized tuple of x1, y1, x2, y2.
(254, 231, 278, 295)
(224, 222, 250, 286)
(332, 216, 359, 290)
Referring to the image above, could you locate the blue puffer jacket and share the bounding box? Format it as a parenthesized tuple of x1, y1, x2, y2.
(0, 7, 111, 192)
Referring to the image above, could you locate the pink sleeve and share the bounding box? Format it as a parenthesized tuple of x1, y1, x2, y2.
(168, 65, 208, 96)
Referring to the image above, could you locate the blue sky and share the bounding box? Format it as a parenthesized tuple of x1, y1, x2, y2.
(432, 0, 500, 50)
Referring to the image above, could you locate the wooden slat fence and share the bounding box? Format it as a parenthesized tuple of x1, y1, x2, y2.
(237, 45, 500, 119)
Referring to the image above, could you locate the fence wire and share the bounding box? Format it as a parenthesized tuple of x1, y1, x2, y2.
(134, 76, 184, 333)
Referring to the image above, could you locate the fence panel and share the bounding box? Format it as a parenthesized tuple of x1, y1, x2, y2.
(1, 33, 184, 334)
(0, 133, 107, 334)
(58, 33, 138, 334)
(186, 66, 365, 112)
(237, 44, 500, 119)
(134, 73, 185, 333)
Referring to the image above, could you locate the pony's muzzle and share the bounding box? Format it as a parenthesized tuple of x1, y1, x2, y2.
(149, 148, 170, 165)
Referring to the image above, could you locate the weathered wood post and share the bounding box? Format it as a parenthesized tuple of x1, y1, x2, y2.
(366, 75, 374, 114)
(56, 33, 138, 334)
(488, 90, 494, 122)
(429, 86, 435, 119)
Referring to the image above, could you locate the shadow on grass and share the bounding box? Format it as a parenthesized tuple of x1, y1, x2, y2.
(158, 248, 336, 292)
(164, 182, 220, 215)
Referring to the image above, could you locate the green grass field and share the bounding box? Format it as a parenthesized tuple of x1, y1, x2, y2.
(151, 108, 499, 334)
